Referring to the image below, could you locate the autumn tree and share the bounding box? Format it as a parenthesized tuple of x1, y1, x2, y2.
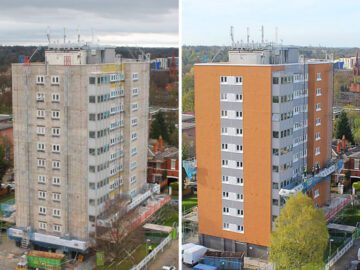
(270, 193, 328, 270)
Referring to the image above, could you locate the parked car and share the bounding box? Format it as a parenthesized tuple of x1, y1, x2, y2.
(161, 266, 176, 270)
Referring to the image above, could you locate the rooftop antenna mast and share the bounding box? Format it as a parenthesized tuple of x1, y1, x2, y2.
(261, 25, 264, 44)
(230, 26, 235, 48)
(63, 27, 66, 44)
(77, 27, 80, 43)
(46, 26, 51, 44)
(246, 27, 250, 47)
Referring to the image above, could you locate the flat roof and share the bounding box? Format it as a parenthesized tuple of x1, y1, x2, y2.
(27, 250, 65, 259)
(143, 223, 173, 233)
(327, 223, 357, 233)
(195, 60, 333, 67)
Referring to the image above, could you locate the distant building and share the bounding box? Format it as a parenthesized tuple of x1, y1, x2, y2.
(195, 45, 335, 255)
(182, 113, 195, 140)
(339, 57, 357, 70)
(147, 137, 179, 188)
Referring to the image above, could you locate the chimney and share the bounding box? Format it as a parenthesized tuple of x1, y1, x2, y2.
(158, 136, 164, 151)
(153, 141, 159, 153)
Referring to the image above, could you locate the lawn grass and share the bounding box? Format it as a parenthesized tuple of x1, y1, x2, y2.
(95, 243, 157, 270)
(333, 203, 360, 227)
(182, 195, 198, 211)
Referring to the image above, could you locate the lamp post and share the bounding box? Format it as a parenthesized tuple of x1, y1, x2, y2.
(328, 238, 334, 259)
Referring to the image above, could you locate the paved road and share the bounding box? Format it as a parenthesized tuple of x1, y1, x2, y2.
(0, 233, 24, 269)
(149, 239, 179, 270)
(331, 239, 360, 270)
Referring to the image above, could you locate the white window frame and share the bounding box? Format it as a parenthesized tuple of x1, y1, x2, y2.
(51, 76, 60, 85)
(36, 75, 45, 84)
(315, 147, 321, 156)
(52, 177, 61, 186)
(316, 72, 322, 81)
(52, 208, 61, 217)
(51, 93, 60, 102)
(51, 110, 60, 120)
(39, 221, 47, 230)
(39, 206, 46, 215)
(132, 88, 139, 96)
(38, 190, 46, 200)
(53, 224, 62, 232)
(52, 193, 61, 202)
(316, 88, 321, 96)
(52, 144, 60, 153)
(132, 73, 139, 81)
(36, 92, 45, 101)
(37, 109, 45, 119)
(37, 142, 45, 152)
(316, 103, 321, 112)
(52, 160, 60, 169)
(51, 127, 60, 136)
(37, 158, 46, 168)
(38, 175, 46, 184)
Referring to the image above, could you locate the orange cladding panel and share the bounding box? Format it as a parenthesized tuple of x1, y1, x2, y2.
(194, 64, 282, 247)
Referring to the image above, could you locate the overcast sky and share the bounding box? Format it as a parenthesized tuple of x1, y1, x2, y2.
(0, 0, 178, 47)
(183, 0, 360, 48)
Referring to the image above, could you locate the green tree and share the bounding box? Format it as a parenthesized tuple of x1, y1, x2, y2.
(335, 111, 354, 144)
(0, 144, 10, 183)
(182, 89, 194, 112)
(150, 111, 169, 142)
(270, 193, 329, 270)
(354, 128, 360, 145)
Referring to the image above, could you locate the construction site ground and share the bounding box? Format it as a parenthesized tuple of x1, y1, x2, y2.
(149, 239, 178, 270)
(0, 232, 24, 269)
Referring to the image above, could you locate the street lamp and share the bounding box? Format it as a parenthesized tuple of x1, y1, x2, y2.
(328, 238, 334, 259)
(145, 239, 151, 254)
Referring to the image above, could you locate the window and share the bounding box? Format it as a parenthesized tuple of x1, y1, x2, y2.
(238, 225, 244, 232)
(132, 88, 139, 96)
(52, 144, 60, 153)
(222, 176, 229, 182)
(222, 160, 228, 166)
(236, 94, 243, 101)
(316, 118, 321, 126)
(89, 114, 96, 121)
(237, 177, 244, 185)
(171, 159, 176, 170)
(221, 143, 228, 150)
(52, 177, 60, 186)
(355, 159, 359, 170)
(52, 193, 61, 202)
(236, 111, 243, 118)
(272, 96, 279, 103)
(36, 126, 46, 135)
(314, 189, 320, 198)
(316, 88, 321, 96)
(37, 158, 46, 168)
(52, 208, 61, 217)
(315, 147, 321, 156)
(235, 76, 242, 84)
(272, 77, 279, 84)
(36, 92, 45, 101)
(237, 145, 243, 152)
(131, 132, 137, 141)
(316, 72, 322, 81)
(238, 209, 244, 216)
(37, 109, 45, 118)
(236, 128, 243, 136)
(223, 223, 229, 229)
(223, 207, 229, 213)
(132, 73, 139, 80)
(236, 161, 243, 169)
(222, 191, 229, 198)
(316, 103, 321, 111)
(52, 160, 60, 169)
(39, 206, 46, 215)
(38, 175, 46, 184)
(130, 175, 137, 184)
(315, 132, 321, 141)
(51, 76, 60, 85)
(38, 190, 46, 200)
(221, 127, 228, 134)
(37, 142, 45, 152)
(238, 193, 244, 201)
(36, 75, 45, 84)
(273, 131, 279, 138)
(39, 222, 47, 230)
(51, 93, 60, 102)
(51, 127, 60, 136)
(221, 110, 228, 117)
(131, 103, 138, 111)
(131, 117, 138, 126)
(273, 148, 279, 156)
(53, 224, 61, 232)
(51, 110, 60, 120)
(220, 93, 227, 100)
(131, 147, 137, 156)
(89, 96, 96, 103)
(89, 77, 96, 84)
(220, 76, 227, 83)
